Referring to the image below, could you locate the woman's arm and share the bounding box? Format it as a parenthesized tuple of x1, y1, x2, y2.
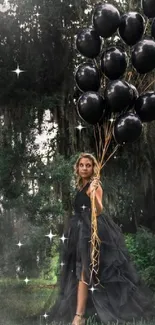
(94, 185, 103, 215)
(87, 178, 103, 215)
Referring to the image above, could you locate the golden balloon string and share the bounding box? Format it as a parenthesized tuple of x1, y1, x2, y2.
(90, 119, 119, 284)
(137, 73, 147, 91)
(144, 18, 149, 35)
(141, 78, 155, 94)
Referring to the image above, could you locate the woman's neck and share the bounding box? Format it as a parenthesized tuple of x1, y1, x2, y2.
(82, 178, 90, 186)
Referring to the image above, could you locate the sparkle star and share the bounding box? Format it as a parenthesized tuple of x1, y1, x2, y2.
(89, 286, 97, 293)
(75, 123, 85, 131)
(60, 262, 65, 267)
(24, 277, 30, 284)
(81, 205, 87, 210)
(60, 234, 68, 243)
(35, 12, 40, 17)
(43, 313, 49, 319)
(16, 241, 23, 248)
(12, 64, 25, 78)
(109, 118, 115, 122)
(45, 230, 56, 242)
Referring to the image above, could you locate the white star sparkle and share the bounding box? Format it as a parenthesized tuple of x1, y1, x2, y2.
(75, 123, 85, 131)
(60, 234, 68, 243)
(81, 204, 87, 210)
(109, 118, 115, 122)
(24, 277, 30, 284)
(45, 230, 56, 242)
(12, 64, 25, 78)
(89, 286, 97, 293)
(35, 12, 40, 17)
(16, 241, 23, 248)
(60, 262, 65, 267)
(43, 313, 49, 319)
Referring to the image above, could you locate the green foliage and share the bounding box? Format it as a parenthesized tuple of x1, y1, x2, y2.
(0, 278, 56, 323)
(40, 253, 59, 283)
(0, 0, 155, 312)
(125, 227, 155, 289)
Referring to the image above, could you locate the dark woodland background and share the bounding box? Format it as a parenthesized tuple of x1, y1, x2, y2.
(0, 0, 155, 324)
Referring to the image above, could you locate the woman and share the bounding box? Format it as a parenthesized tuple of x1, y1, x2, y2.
(49, 152, 155, 325)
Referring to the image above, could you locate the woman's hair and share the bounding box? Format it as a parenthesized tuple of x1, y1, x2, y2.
(74, 152, 99, 188)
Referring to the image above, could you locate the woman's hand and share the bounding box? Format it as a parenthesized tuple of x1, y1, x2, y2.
(89, 177, 100, 193)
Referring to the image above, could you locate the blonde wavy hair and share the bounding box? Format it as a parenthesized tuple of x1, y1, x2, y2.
(74, 152, 99, 189)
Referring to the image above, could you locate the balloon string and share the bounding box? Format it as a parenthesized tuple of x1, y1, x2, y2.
(135, 72, 141, 88)
(144, 18, 149, 35)
(97, 123, 104, 160)
(93, 126, 99, 160)
(93, 58, 99, 70)
(137, 73, 147, 92)
(127, 71, 133, 83)
(90, 180, 101, 284)
(102, 144, 119, 168)
(141, 78, 155, 94)
(90, 119, 119, 284)
(124, 51, 130, 81)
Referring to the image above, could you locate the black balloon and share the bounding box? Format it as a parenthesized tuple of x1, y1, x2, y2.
(131, 39, 155, 74)
(119, 12, 145, 46)
(113, 113, 142, 144)
(93, 4, 120, 38)
(126, 83, 139, 109)
(77, 92, 105, 125)
(104, 80, 133, 113)
(151, 19, 155, 39)
(101, 47, 127, 80)
(76, 28, 101, 59)
(134, 92, 155, 122)
(75, 63, 100, 92)
(142, 0, 155, 18)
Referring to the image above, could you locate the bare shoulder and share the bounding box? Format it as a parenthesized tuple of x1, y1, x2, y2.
(86, 183, 103, 197)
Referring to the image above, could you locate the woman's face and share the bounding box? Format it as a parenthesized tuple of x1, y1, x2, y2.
(78, 157, 93, 180)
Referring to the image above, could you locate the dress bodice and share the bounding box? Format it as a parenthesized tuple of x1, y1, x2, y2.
(73, 182, 91, 214)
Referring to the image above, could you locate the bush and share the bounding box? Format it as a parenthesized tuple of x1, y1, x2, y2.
(125, 227, 155, 289)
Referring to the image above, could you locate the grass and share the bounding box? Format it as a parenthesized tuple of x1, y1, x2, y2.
(0, 278, 56, 325)
(0, 278, 155, 325)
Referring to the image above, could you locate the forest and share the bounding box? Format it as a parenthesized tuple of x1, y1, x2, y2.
(0, 0, 155, 324)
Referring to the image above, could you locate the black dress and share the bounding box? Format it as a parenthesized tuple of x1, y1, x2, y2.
(48, 182, 155, 324)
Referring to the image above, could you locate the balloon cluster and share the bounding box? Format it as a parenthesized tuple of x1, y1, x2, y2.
(75, 1, 155, 145)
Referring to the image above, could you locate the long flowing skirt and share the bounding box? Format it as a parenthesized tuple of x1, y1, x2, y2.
(48, 211, 155, 324)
